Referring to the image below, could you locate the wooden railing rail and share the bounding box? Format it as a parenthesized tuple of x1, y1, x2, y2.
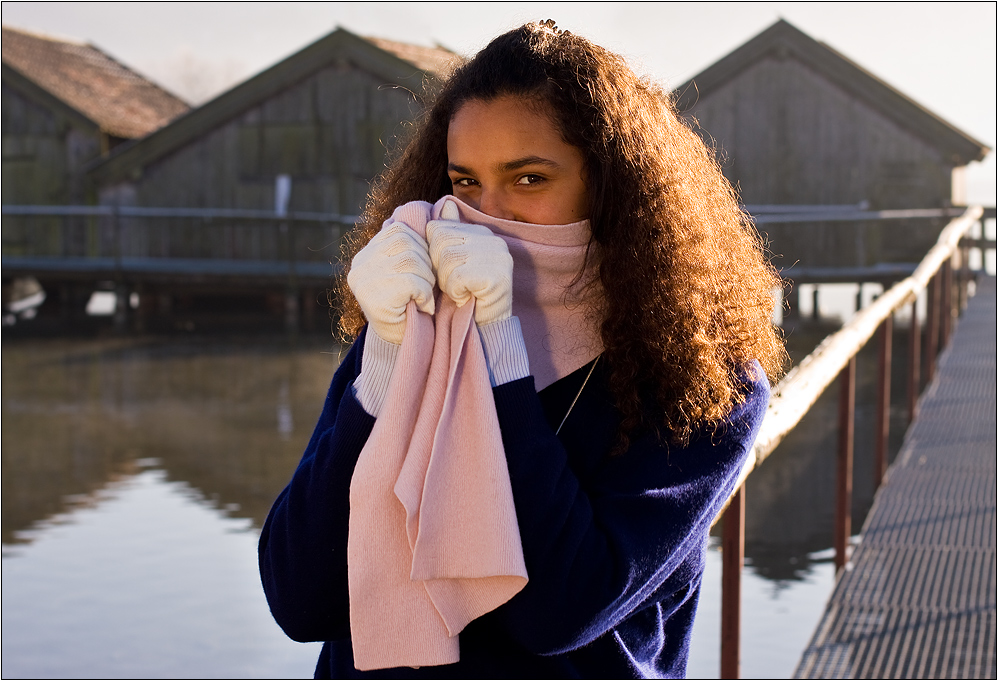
(1, 204, 359, 223)
(716, 205, 986, 678)
(1, 205, 360, 280)
(750, 206, 971, 224)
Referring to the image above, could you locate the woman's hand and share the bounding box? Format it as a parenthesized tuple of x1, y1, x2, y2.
(426, 200, 514, 326)
(347, 220, 435, 344)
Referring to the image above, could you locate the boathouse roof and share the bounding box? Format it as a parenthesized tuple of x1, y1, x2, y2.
(673, 19, 990, 166)
(1, 25, 190, 140)
(88, 27, 460, 185)
(361, 35, 461, 78)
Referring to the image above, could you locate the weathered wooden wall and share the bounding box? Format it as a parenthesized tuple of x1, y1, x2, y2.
(97, 60, 420, 265)
(2, 82, 105, 260)
(682, 55, 954, 268)
(2, 82, 101, 205)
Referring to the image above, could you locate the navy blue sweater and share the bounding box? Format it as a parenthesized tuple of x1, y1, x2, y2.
(259, 329, 769, 678)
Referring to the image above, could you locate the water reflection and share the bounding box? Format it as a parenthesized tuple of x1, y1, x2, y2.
(2, 463, 321, 678)
(688, 537, 837, 679)
(2, 335, 338, 678)
(2, 335, 344, 543)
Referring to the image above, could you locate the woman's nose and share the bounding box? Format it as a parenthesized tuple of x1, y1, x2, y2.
(477, 188, 516, 221)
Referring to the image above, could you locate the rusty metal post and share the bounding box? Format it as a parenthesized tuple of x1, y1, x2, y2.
(907, 298, 921, 423)
(721, 486, 744, 680)
(941, 259, 953, 348)
(835, 357, 856, 573)
(958, 239, 970, 311)
(924, 273, 940, 383)
(874, 316, 892, 491)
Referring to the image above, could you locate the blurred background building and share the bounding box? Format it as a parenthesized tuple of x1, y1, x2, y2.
(675, 20, 988, 269)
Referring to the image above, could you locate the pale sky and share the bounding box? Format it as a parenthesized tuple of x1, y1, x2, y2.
(3, 1, 995, 202)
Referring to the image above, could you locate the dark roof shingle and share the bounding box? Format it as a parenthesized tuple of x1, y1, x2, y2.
(2, 25, 189, 138)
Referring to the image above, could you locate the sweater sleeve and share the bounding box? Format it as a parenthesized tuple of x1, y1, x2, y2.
(490, 364, 769, 655)
(476, 316, 531, 387)
(352, 328, 401, 416)
(258, 330, 375, 643)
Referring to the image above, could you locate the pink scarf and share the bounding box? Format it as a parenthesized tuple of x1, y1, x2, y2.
(347, 196, 601, 670)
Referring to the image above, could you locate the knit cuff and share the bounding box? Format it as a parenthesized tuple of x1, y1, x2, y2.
(477, 316, 531, 387)
(353, 329, 401, 417)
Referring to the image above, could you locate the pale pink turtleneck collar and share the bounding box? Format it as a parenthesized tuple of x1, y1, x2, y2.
(442, 195, 603, 390)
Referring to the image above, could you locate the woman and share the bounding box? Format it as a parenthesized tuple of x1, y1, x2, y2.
(260, 20, 786, 679)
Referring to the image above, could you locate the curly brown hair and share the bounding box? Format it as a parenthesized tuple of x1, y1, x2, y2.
(335, 20, 787, 448)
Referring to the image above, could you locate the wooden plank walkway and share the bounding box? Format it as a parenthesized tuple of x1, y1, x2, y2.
(795, 275, 997, 679)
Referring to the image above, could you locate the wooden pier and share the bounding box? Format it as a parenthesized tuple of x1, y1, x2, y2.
(794, 275, 996, 679)
(1, 205, 354, 332)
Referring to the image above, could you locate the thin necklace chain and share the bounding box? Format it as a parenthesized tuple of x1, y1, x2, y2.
(555, 355, 600, 436)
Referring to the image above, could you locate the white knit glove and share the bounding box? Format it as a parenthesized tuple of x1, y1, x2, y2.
(426, 200, 514, 326)
(347, 219, 435, 344)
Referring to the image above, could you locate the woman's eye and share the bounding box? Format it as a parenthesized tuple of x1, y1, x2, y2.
(452, 177, 477, 188)
(515, 174, 544, 185)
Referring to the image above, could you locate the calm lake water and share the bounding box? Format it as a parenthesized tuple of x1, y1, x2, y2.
(2, 307, 912, 678)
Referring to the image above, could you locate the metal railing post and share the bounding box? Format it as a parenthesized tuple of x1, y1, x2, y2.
(907, 298, 921, 423)
(941, 259, 953, 347)
(925, 272, 940, 382)
(834, 357, 856, 572)
(721, 485, 744, 679)
(959, 237, 970, 311)
(874, 316, 892, 490)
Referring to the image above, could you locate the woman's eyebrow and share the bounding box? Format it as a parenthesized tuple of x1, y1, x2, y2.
(497, 156, 561, 173)
(447, 157, 562, 175)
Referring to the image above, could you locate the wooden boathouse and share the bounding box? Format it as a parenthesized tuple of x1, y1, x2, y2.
(3, 27, 458, 333)
(674, 20, 990, 272)
(2, 25, 189, 205)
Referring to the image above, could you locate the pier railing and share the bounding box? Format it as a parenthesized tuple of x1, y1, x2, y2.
(716, 204, 991, 678)
(1, 204, 358, 280)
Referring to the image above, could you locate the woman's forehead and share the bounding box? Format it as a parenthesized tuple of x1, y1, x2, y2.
(450, 96, 551, 128)
(447, 97, 570, 161)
